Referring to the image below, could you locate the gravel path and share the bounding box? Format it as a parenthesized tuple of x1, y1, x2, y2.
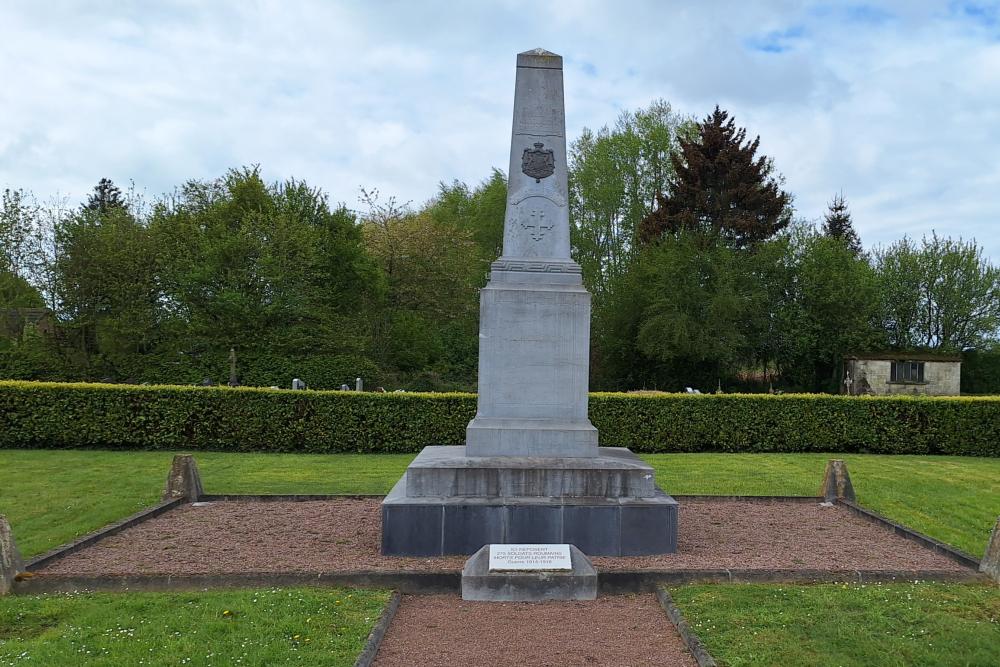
(38, 498, 967, 575)
(372, 593, 698, 667)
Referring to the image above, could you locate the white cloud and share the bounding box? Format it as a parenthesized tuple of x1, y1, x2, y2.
(0, 0, 997, 261)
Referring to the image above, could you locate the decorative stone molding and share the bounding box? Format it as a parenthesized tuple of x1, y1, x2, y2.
(491, 259, 582, 273)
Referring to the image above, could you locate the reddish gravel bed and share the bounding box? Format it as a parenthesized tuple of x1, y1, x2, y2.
(38, 498, 967, 576)
(372, 593, 698, 667)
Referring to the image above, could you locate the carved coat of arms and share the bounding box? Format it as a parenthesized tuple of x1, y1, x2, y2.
(521, 142, 555, 182)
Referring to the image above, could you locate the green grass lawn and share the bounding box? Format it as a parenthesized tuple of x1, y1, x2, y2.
(0, 587, 389, 667)
(671, 583, 1000, 667)
(0, 450, 998, 558)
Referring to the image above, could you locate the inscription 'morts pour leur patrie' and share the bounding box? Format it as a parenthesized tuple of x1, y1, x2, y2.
(489, 544, 572, 571)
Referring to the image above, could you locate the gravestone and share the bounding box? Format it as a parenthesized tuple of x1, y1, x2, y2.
(381, 49, 678, 558)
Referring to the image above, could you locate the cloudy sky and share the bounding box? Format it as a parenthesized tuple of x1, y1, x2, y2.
(1, 1, 998, 260)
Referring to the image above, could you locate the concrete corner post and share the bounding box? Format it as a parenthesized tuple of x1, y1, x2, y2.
(821, 459, 856, 503)
(1, 515, 25, 595)
(981, 516, 1000, 584)
(163, 454, 204, 502)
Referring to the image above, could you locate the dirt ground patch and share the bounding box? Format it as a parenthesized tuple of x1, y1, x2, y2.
(373, 593, 698, 667)
(37, 498, 967, 576)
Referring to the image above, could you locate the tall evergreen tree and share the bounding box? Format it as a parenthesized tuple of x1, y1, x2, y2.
(822, 192, 862, 255)
(84, 178, 126, 214)
(639, 106, 791, 248)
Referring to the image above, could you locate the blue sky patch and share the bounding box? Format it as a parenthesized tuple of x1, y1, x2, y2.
(745, 25, 806, 53)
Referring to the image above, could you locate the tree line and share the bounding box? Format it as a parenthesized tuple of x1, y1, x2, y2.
(2, 101, 999, 392)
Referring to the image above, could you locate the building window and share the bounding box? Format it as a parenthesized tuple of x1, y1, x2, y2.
(890, 361, 925, 383)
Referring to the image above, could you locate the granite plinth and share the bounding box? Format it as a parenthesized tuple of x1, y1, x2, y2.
(466, 280, 597, 458)
(381, 464, 678, 557)
(405, 446, 656, 498)
(462, 543, 596, 601)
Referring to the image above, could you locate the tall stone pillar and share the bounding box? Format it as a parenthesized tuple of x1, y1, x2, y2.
(380, 50, 677, 558)
(466, 49, 598, 458)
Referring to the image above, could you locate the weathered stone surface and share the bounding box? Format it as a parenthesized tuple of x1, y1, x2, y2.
(461, 543, 596, 601)
(1, 515, 25, 595)
(380, 49, 678, 558)
(981, 516, 1000, 583)
(163, 454, 204, 502)
(404, 446, 656, 498)
(844, 357, 961, 396)
(821, 459, 856, 503)
(382, 476, 678, 557)
(465, 48, 596, 458)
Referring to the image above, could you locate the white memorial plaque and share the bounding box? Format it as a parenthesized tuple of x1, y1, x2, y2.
(488, 544, 572, 571)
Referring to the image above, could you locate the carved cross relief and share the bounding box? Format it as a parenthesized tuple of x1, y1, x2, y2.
(520, 209, 553, 241)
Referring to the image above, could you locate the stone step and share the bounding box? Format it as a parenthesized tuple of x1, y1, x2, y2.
(403, 446, 657, 498)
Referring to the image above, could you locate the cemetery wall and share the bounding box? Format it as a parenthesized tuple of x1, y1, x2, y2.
(0, 381, 998, 457)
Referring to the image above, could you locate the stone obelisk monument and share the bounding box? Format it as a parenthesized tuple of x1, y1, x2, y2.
(381, 49, 677, 557)
(465, 48, 597, 457)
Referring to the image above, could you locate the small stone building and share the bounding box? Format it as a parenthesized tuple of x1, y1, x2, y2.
(843, 353, 962, 396)
(1, 308, 56, 341)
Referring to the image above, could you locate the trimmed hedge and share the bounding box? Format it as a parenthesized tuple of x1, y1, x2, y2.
(1, 381, 998, 456)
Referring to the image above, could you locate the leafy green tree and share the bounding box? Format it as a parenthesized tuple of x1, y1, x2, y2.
(595, 232, 780, 390)
(52, 179, 158, 373)
(639, 106, 791, 249)
(776, 226, 882, 391)
(150, 168, 378, 386)
(430, 169, 507, 268)
(360, 188, 480, 387)
(569, 100, 691, 298)
(873, 234, 1000, 351)
(822, 193, 862, 255)
(0, 188, 47, 308)
(961, 344, 1000, 394)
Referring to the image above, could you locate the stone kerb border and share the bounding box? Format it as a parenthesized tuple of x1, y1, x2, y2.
(655, 587, 718, 667)
(597, 567, 984, 594)
(14, 571, 461, 595)
(10, 491, 989, 594)
(12, 493, 988, 594)
(14, 566, 986, 597)
(353, 591, 402, 667)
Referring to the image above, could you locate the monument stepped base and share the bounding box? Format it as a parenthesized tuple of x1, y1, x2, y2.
(381, 446, 678, 557)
